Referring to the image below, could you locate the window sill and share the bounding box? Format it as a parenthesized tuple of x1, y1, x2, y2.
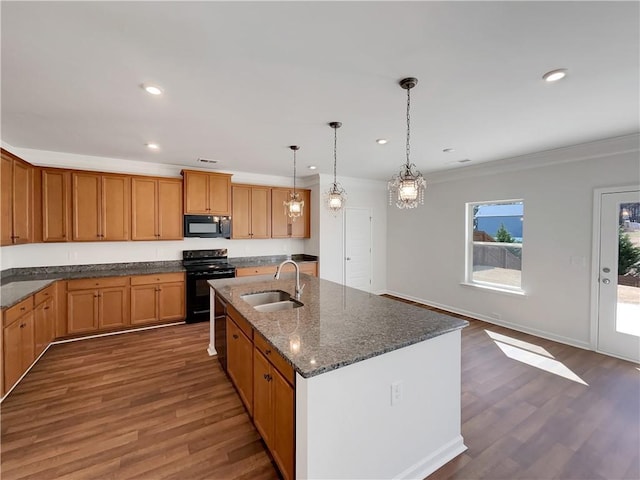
(460, 282, 526, 297)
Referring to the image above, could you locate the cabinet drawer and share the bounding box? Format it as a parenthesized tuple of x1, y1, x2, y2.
(67, 276, 129, 291)
(130, 272, 185, 286)
(34, 283, 57, 305)
(255, 333, 295, 386)
(4, 296, 34, 328)
(236, 265, 277, 277)
(299, 262, 317, 276)
(227, 304, 253, 340)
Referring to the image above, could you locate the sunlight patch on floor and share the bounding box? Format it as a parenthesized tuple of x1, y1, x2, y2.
(485, 330, 554, 358)
(617, 302, 640, 337)
(486, 331, 588, 386)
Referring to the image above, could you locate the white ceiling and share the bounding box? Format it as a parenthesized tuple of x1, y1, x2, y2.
(1, 1, 638, 181)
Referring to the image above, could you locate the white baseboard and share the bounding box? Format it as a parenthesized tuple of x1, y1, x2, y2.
(385, 290, 592, 351)
(207, 344, 217, 356)
(396, 435, 467, 480)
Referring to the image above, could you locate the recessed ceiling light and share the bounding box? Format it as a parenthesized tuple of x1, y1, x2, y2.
(146, 143, 160, 150)
(142, 84, 163, 95)
(542, 69, 567, 82)
(376, 139, 388, 145)
(443, 148, 454, 153)
(308, 165, 317, 170)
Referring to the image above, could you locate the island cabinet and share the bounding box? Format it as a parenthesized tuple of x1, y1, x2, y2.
(226, 305, 254, 415)
(231, 184, 271, 239)
(182, 170, 232, 215)
(271, 188, 311, 238)
(1, 149, 33, 246)
(41, 169, 71, 242)
(72, 172, 130, 241)
(236, 262, 317, 278)
(131, 177, 183, 240)
(253, 334, 295, 480)
(130, 273, 185, 325)
(67, 277, 130, 334)
(2, 296, 35, 395)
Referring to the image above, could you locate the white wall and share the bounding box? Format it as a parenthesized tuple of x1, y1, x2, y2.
(312, 173, 388, 294)
(0, 146, 309, 269)
(387, 134, 640, 349)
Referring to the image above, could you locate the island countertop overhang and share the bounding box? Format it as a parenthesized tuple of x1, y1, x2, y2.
(209, 274, 468, 378)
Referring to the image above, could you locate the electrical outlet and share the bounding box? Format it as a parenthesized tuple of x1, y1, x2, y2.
(391, 381, 403, 406)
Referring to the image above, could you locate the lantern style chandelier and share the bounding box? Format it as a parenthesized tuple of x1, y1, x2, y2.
(325, 121, 347, 215)
(284, 145, 304, 220)
(388, 77, 427, 209)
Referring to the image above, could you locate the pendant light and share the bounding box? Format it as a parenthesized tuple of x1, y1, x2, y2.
(388, 77, 427, 209)
(325, 121, 347, 214)
(284, 145, 304, 221)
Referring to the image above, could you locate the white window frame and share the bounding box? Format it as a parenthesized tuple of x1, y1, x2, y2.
(464, 199, 525, 295)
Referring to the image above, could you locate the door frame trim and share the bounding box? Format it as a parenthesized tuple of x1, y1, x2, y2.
(589, 184, 640, 359)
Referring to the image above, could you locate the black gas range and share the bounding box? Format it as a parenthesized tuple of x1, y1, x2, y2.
(183, 249, 235, 323)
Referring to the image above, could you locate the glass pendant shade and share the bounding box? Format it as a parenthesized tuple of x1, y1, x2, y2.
(325, 121, 347, 215)
(388, 77, 427, 209)
(284, 145, 304, 221)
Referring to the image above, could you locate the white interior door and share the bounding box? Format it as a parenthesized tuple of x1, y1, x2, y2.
(344, 208, 371, 292)
(597, 189, 640, 363)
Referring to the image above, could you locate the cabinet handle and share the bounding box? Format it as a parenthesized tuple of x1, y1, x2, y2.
(265, 349, 271, 355)
(267, 374, 272, 382)
(20, 323, 25, 328)
(11, 235, 20, 239)
(263, 373, 269, 380)
(20, 306, 26, 311)
(44, 306, 50, 310)
(94, 294, 99, 298)
(232, 334, 238, 339)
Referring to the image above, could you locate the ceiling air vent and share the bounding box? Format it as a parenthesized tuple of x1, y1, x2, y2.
(457, 159, 471, 163)
(197, 157, 218, 166)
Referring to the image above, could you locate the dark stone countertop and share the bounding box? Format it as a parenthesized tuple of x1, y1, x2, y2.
(228, 254, 318, 268)
(210, 275, 468, 379)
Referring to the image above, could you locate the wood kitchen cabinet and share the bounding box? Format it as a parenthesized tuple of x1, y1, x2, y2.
(232, 184, 271, 239)
(182, 170, 232, 215)
(3, 297, 35, 394)
(235, 261, 317, 278)
(131, 177, 183, 240)
(226, 306, 254, 415)
(67, 277, 129, 334)
(1, 149, 33, 246)
(34, 284, 56, 358)
(271, 188, 311, 239)
(41, 169, 71, 242)
(253, 334, 295, 480)
(72, 172, 130, 241)
(130, 272, 185, 325)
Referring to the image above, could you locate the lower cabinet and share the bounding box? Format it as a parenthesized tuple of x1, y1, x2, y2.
(226, 311, 254, 415)
(34, 284, 57, 358)
(2, 297, 35, 395)
(130, 272, 185, 325)
(67, 277, 129, 334)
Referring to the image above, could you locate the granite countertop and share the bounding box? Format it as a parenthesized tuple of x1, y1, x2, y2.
(228, 254, 318, 269)
(210, 275, 468, 379)
(0, 261, 185, 309)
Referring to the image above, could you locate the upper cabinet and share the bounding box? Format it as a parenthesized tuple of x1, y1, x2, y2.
(232, 185, 271, 239)
(72, 172, 130, 241)
(41, 169, 71, 242)
(271, 188, 311, 239)
(131, 177, 183, 241)
(182, 170, 232, 215)
(1, 149, 33, 246)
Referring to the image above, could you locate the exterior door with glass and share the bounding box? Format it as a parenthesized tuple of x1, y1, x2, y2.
(596, 188, 640, 363)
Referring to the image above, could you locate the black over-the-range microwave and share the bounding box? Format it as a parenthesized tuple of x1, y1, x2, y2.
(183, 215, 232, 238)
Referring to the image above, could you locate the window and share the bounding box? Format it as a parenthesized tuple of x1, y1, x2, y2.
(466, 200, 524, 292)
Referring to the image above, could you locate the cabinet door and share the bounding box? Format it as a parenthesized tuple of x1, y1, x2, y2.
(290, 189, 310, 238)
(208, 174, 231, 215)
(130, 284, 158, 325)
(19, 311, 35, 372)
(3, 319, 22, 392)
(12, 160, 32, 244)
(184, 171, 210, 214)
(42, 169, 70, 242)
(253, 349, 273, 446)
(34, 300, 54, 358)
(131, 177, 158, 240)
(67, 289, 98, 333)
(157, 179, 183, 240)
(232, 185, 252, 239)
(226, 317, 253, 415)
(99, 286, 129, 329)
(158, 281, 185, 321)
(72, 173, 101, 241)
(271, 188, 291, 238)
(102, 175, 130, 241)
(1, 156, 13, 246)
(251, 186, 272, 239)
(272, 367, 295, 480)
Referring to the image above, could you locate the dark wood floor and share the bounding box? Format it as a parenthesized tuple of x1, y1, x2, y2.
(2, 301, 639, 479)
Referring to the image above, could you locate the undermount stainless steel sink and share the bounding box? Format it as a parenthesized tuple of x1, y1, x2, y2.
(241, 290, 292, 306)
(253, 299, 304, 313)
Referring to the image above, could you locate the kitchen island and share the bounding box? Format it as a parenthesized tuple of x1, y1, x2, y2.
(209, 273, 468, 480)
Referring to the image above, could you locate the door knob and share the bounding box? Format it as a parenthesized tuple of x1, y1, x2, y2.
(602, 278, 611, 284)
(346, 257, 351, 261)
